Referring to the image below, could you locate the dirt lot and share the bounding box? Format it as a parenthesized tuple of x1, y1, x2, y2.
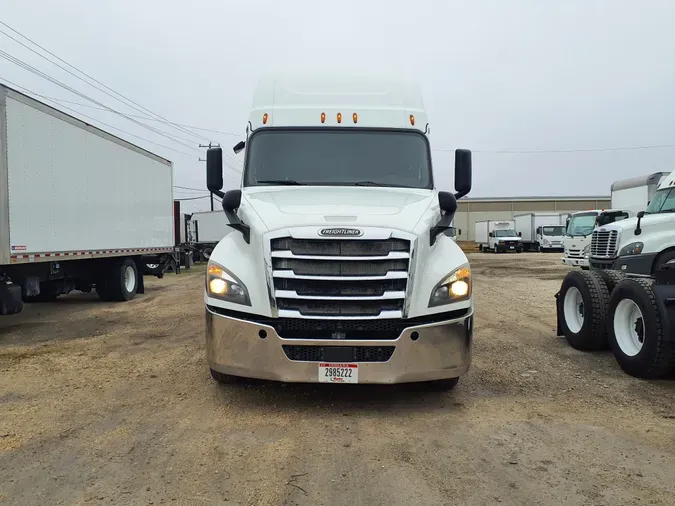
(1, 253, 674, 505)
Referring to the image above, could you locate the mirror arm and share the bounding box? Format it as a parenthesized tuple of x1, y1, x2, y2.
(454, 190, 469, 200)
(224, 208, 251, 244)
(430, 211, 455, 246)
(211, 189, 225, 199)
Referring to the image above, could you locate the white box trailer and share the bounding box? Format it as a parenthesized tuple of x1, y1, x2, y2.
(611, 172, 670, 214)
(189, 210, 231, 260)
(0, 84, 175, 315)
(475, 219, 522, 253)
(514, 213, 567, 252)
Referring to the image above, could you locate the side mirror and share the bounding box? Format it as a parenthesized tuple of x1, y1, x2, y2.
(206, 148, 224, 197)
(222, 189, 242, 211)
(637, 211, 645, 219)
(518, 232, 522, 237)
(454, 149, 472, 199)
(233, 141, 245, 154)
(438, 191, 457, 214)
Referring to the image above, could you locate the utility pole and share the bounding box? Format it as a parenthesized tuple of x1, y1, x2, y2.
(199, 142, 221, 212)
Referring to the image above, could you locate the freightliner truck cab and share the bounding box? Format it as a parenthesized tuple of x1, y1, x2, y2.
(202, 74, 474, 388)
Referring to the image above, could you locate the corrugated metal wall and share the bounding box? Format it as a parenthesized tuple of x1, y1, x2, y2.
(454, 198, 611, 241)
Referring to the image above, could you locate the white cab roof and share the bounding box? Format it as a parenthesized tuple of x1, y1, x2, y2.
(249, 73, 428, 132)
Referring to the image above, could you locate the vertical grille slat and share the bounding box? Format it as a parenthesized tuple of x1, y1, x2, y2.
(590, 230, 619, 259)
(271, 236, 411, 318)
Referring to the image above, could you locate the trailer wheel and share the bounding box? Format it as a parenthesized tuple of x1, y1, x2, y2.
(607, 278, 675, 378)
(653, 249, 675, 275)
(201, 247, 214, 261)
(596, 269, 626, 295)
(558, 270, 610, 350)
(210, 368, 239, 384)
(108, 258, 139, 302)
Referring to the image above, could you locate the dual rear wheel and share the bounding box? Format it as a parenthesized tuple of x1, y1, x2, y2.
(558, 270, 675, 378)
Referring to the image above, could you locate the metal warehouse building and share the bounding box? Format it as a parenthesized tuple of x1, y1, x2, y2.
(454, 196, 611, 242)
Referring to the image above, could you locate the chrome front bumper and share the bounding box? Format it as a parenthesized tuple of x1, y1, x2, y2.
(205, 307, 473, 384)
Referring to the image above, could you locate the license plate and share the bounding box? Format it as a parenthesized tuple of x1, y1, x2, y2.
(510, 246, 514, 249)
(319, 363, 358, 384)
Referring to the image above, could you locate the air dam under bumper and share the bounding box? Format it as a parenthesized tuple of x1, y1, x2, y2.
(205, 307, 474, 384)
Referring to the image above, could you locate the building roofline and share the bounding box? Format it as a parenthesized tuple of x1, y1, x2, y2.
(463, 195, 610, 202)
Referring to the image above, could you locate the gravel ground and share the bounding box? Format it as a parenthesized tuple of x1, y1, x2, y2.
(1, 253, 674, 505)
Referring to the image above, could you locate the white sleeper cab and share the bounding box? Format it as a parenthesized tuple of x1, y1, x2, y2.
(202, 74, 473, 388)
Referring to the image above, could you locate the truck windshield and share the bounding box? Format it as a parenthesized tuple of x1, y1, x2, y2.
(645, 188, 675, 214)
(543, 226, 565, 236)
(566, 213, 598, 237)
(243, 129, 432, 189)
(494, 229, 517, 237)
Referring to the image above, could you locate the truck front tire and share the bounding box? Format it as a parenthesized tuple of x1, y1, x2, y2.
(210, 368, 239, 384)
(607, 278, 675, 379)
(558, 270, 610, 351)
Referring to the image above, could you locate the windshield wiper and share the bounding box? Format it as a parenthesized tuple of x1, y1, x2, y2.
(257, 179, 304, 186)
(352, 181, 385, 187)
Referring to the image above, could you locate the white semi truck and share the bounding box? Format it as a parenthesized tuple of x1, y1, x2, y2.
(0, 84, 175, 315)
(589, 171, 675, 276)
(202, 74, 473, 388)
(514, 213, 567, 252)
(475, 220, 523, 253)
(561, 173, 669, 269)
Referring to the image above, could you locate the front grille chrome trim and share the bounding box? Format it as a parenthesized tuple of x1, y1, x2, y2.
(272, 270, 409, 281)
(275, 290, 406, 301)
(278, 309, 404, 320)
(270, 250, 410, 261)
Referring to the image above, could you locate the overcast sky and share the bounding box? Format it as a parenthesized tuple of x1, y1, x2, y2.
(2, 0, 674, 212)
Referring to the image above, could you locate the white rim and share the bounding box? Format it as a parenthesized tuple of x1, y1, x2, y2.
(203, 248, 213, 259)
(563, 286, 584, 333)
(613, 298, 645, 357)
(124, 265, 136, 293)
(146, 263, 159, 269)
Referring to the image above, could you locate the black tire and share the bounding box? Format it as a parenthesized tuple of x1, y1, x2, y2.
(201, 247, 214, 262)
(428, 377, 460, 391)
(607, 278, 675, 378)
(96, 279, 112, 301)
(596, 269, 627, 295)
(107, 258, 139, 302)
(653, 249, 675, 274)
(558, 270, 610, 350)
(210, 368, 239, 384)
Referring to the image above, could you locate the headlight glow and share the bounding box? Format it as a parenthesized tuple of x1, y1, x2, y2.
(429, 265, 471, 307)
(206, 262, 251, 306)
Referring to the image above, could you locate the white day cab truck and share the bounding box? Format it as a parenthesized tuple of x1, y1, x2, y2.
(0, 84, 176, 315)
(561, 172, 670, 269)
(555, 171, 675, 379)
(202, 74, 474, 388)
(514, 212, 568, 252)
(475, 220, 522, 253)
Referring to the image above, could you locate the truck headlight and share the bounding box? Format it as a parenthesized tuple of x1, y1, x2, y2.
(428, 264, 471, 307)
(583, 244, 591, 257)
(543, 239, 550, 246)
(619, 242, 644, 256)
(206, 261, 251, 306)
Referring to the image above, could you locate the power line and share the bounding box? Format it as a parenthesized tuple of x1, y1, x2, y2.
(0, 51, 203, 153)
(434, 144, 675, 154)
(0, 78, 241, 137)
(0, 21, 216, 145)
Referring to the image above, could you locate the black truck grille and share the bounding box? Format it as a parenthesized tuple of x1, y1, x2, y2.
(282, 345, 395, 362)
(271, 236, 411, 318)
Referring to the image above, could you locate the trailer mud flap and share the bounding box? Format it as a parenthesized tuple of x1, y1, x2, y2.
(554, 290, 562, 336)
(0, 281, 24, 315)
(654, 265, 675, 341)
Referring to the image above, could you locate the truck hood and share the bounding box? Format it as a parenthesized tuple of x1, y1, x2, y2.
(241, 186, 437, 233)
